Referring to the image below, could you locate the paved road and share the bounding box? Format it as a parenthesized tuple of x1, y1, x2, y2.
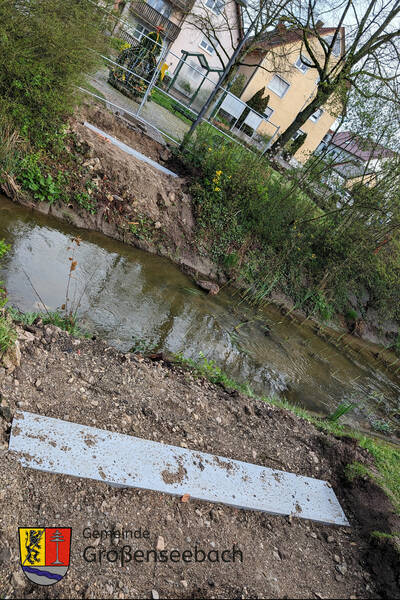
(87, 68, 190, 143)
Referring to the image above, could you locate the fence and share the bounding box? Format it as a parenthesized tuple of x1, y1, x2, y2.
(82, 12, 280, 154)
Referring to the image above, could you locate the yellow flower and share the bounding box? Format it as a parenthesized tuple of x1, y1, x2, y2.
(214, 187, 221, 192)
(215, 170, 222, 176)
(311, 253, 316, 259)
(208, 147, 212, 152)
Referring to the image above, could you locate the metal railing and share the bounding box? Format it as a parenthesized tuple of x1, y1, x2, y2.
(129, 2, 181, 41)
(168, 0, 193, 11)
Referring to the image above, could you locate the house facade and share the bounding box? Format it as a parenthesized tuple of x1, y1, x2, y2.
(116, 0, 241, 104)
(118, 0, 192, 48)
(317, 130, 396, 187)
(167, 0, 241, 73)
(237, 24, 345, 162)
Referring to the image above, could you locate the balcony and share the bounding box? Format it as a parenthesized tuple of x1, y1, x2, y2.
(168, 0, 193, 11)
(129, 2, 181, 41)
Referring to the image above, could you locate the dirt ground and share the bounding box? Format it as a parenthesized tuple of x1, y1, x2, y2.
(64, 102, 218, 280)
(0, 322, 399, 599)
(76, 102, 167, 164)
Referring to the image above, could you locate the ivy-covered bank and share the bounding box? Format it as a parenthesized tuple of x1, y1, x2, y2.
(177, 125, 400, 350)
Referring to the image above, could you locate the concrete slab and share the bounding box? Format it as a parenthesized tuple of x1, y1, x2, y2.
(9, 411, 349, 526)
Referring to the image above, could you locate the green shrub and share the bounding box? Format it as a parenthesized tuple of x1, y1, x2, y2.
(17, 154, 65, 204)
(223, 252, 239, 269)
(284, 132, 307, 158)
(230, 74, 246, 98)
(179, 123, 400, 322)
(75, 192, 97, 214)
(180, 80, 192, 95)
(109, 37, 130, 54)
(237, 87, 270, 128)
(371, 419, 392, 435)
(0, 0, 108, 148)
(0, 316, 16, 353)
(0, 240, 9, 261)
(312, 290, 335, 321)
(346, 308, 358, 321)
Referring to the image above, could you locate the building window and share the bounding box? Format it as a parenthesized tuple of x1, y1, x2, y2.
(310, 108, 323, 122)
(204, 0, 224, 15)
(292, 129, 305, 140)
(199, 36, 215, 55)
(295, 55, 311, 73)
(268, 75, 290, 98)
(324, 34, 341, 56)
(133, 23, 150, 41)
(264, 106, 274, 119)
(147, 0, 172, 17)
(328, 148, 339, 158)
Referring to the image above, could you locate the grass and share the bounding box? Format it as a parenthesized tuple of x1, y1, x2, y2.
(172, 351, 400, 513)
(370, 531, 400, 541)
(358, 436, 400, 512)
(151, 89, 194, 124)
(173, 352, 255, 397)
(82, 82, 106, 100)
(328, 401, 356, 422)
(8, 307, 87, 338)
(0, 313, 17, 353)
(345, 461, 372, 481)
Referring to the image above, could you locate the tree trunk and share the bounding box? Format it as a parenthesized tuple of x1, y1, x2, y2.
(270, 87, 332, 154)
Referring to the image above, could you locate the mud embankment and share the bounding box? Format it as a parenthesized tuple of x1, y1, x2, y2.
(0, 320, 399, 598)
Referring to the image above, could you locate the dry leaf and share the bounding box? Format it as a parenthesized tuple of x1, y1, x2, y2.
(70, 261, 78, 272)
(181, 494, 190, 503)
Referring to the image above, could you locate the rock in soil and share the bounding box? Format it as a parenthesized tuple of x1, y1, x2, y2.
(196, 280, 220, 295)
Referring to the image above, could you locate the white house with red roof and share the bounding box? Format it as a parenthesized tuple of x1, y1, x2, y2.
(317, 130, 396, 184)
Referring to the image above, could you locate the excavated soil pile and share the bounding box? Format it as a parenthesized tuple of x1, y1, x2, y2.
(0, 322, 399, 599)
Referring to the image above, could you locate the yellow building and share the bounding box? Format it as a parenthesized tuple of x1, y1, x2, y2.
(238, 24, 345, 162)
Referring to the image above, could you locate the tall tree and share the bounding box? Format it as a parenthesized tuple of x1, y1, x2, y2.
(269, 0, 400, 152)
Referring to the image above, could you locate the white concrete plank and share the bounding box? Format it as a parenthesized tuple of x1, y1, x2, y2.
(84, 121, 178, 178)
(9, 412, 349, 526)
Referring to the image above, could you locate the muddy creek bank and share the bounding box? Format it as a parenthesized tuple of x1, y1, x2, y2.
(1, 194, 400, 435)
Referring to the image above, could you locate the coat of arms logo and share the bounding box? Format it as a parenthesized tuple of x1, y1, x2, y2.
(18, 528, 71, 586)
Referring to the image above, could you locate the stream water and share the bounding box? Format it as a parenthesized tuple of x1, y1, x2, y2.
(1, 194, 399, 432)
